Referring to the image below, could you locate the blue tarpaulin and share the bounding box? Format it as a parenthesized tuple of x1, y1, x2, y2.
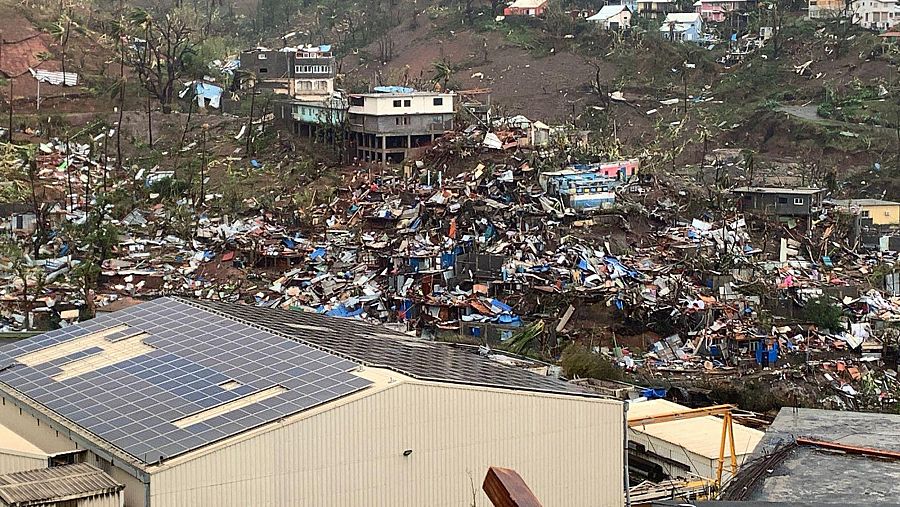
(641, 388, 667, 399)
(310, 248, 327, 260)
(326, 304, 364, 318)
(497, 314, 523, 327)
(441, 252, 456, 269)
(490, 299, 513, 313)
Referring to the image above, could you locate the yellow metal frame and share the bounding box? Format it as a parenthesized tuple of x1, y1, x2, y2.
(628, 404, 737, 489)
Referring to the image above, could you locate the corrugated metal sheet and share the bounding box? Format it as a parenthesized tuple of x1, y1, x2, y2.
(0, 452, 45, 476)
(28, 68, 78, 86)
(150, 379, 624, 507)
(0, 462, 123, 505)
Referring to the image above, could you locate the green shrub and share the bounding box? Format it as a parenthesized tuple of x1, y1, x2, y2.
(560, 343, 622, 381)
(802, 297, 843, 331)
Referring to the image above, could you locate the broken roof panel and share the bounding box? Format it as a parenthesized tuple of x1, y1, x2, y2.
(29, 69, 78, 87)
(0, 463, 122, 506)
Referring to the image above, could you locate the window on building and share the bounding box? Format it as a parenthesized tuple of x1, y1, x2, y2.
(777, 197, 788, 204)
(257, 53, 267, 60)
(793, 197, 804, 206)
(403, 99, 411, 107)
(350, 96, 364, 107)
(862, 210, 871, 218)
(259, 67, 268, 74)
(433, 97, 443, 106)
(393, 99, 402, 107)
(885, 211, 891, 217)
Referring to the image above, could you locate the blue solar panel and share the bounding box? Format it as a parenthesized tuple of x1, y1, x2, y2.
(0, 298, 371, 464)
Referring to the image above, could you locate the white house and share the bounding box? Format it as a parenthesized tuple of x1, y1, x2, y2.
(852, 0, 899, 30)
(660, 12, 704, 41)
(587, 5, 633, 29)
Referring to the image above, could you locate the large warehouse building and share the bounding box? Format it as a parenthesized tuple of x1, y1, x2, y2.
(0, 297, 624, 506)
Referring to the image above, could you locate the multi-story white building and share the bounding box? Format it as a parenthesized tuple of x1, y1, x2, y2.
(809, 0, 899, 30)
(348, 87, 456, 164)
(852, 0, 899, 29)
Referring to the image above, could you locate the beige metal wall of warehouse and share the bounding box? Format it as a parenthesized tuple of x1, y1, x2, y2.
(0, 450, 45, 474)
(148, 379, 624, 507)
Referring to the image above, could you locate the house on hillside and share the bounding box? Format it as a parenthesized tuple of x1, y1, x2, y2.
(660, 12, 704, 41)
(504, 0, 549, 16)
(637, 0, 675, 16)
(851, 0, 900, 30)
(348, 86, 455, 164)
(827, 199, 900, 226)
(587, 5, 633, 29)
(238, 44, 336, 99)
(808, 0, 844, 18)
(731, 186, 825, 217)
(694, 0, 755, 21)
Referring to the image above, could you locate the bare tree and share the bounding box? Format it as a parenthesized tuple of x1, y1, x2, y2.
(129, 8, 197, 113)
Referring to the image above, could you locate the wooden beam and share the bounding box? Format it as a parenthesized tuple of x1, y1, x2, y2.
(628, 404, 736, 427)
(796, 437, 900, 460)
(483, 467, 543, 507)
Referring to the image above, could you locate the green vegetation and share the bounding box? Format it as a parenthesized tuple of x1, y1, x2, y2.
(802, 297, 844, 331)
(560, 343, 622, 381)
(818, 80, 898, 128)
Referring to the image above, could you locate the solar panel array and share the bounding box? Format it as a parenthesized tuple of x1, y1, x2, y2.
(0, 298, 370, 464)
(190, 298, 589, 395)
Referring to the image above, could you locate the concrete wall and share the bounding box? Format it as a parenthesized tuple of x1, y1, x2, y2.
(349, 93, 454, 116)
(350, 113, 453, 135)
(736, 192, 819, 216)
(149, 381, 624, 507)
(865, 204, 900, 226)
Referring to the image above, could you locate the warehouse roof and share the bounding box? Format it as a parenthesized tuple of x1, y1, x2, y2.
(185, 297, 587, 395)
(627, 399, 763, 460)
(0, 298, 371, 464)
(0, 463, 123, 506)
(0, 297, 589, 468)
(748, 408, 900, 503)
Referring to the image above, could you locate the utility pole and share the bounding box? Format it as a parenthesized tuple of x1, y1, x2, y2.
(2, 31, 12, 143)
(147, 94, 153, 148)
(246, 81, 256, 156)
(200, 123, 209, 208)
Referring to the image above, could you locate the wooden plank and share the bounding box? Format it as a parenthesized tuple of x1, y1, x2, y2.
(796, 437, 900, 460)
(627, 404, 735, 427)
(482, 467, 543, 507)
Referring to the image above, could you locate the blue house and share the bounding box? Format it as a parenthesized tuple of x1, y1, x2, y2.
(659, 12, 703, 42)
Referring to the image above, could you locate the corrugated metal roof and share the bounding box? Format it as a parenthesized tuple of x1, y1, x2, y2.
(28, 69, 78, 87)
(628, 399, 764, 460)
(0, 463, 123, 506)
